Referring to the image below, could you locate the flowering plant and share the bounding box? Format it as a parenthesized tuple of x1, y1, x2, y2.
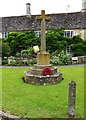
(42, 67, 52, 76)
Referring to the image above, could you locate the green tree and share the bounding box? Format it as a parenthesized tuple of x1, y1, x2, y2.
(71, 43, 85, 56)
(2, 42, 10, 58)
(46, 29, 67, 53)
(2, 29, 86, 57)
(5, 31, 40, 56)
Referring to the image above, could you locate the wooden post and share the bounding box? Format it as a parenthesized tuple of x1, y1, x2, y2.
(68, 81, 76, 118)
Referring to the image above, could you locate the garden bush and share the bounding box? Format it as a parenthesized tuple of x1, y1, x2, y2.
(21, 47, 34, 58)
(2, 29, 86, 64)
(50, 56, 60, 65)
(51, 51, 72, 65)
(11, 60, 17, 66)
(2, 59, 8, 65)
(28, 58, 37, 65)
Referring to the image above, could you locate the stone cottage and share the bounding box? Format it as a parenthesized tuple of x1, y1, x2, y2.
(0, 0, 86, 40)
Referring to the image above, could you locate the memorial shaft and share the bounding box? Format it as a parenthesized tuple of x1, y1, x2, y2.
(41, 18, 46, 52)
(36, 10, 50, 52)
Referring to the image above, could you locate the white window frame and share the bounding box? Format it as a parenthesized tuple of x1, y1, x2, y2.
(2, 32, 8, 38)
(0, 33, 2, 39)
(64, 30, 75, 38)
(34, 31, 41, 37)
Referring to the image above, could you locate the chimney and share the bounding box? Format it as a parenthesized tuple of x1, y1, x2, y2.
(82, 0, 86, 12)
(26, 3, 31, 17)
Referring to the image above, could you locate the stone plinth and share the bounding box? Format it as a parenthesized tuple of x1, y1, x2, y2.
(24, 64, 63, 85)
(31, 64, 57, 75)
(37, 52, 50, 65)
(24, 70, 62, 85)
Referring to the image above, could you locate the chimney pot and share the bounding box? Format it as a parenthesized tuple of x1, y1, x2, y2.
(82, 0, 86, 12)
(26, 3, 31, 17)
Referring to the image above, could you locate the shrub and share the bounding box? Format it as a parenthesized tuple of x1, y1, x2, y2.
(2, 42, 10, 58)
(21, 60, 28, 66)
(50, 56, 60, 65)
(59, 51, 72, 65)
(11, 60, 17, 66)
(71, 43, 85, 56)
(51, 50, 59, 57)
(16, 52, 21, 57)
(50, 51, 72, 65)
(21, 47, 34, 58)
(28, 58, 37, 66)
(27, 47, 34, 58)
(2, 59, 8, 65)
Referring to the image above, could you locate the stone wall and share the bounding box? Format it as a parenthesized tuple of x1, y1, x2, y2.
(72, 56, 86, 64)
(84, 29, 86, 40)
(74, 28, 86, 40)
(1, 12, 86, 32)
(0, 17, 2, 32)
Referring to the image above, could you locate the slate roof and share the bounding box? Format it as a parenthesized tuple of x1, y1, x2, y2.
(0, 11, 86, 32)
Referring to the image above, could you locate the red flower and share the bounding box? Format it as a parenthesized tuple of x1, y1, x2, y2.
(42, 67, 52, 76)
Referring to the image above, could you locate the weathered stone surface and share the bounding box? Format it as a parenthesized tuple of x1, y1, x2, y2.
(37, 52, 50, 65)
(30, 64, 58, 75)
(0, 110, 19, 119)
(36, 10, 50, 52)
(1, 12, 86, 32)
(68, 81, 76, 118)
(24, 10, 63, 85)
(24, 70, 63, 85)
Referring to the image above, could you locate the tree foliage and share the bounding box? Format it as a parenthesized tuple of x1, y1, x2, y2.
(2, 29, 86, 57)
(5, 31, 40, 56)
(2, 42, 10, 58)
(46, 29, 67, 53)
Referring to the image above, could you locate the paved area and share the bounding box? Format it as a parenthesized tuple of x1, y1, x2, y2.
(0, 64, 85, 68)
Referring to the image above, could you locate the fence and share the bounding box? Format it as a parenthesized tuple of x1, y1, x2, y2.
(72, 56, 86, 64)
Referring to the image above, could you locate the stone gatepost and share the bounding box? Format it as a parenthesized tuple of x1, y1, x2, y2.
(68, 81, 76, 118)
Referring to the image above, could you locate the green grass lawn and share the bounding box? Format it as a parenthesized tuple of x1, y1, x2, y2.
(1, 66, 84, 118)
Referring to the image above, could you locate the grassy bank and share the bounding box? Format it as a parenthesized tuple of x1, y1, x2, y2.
(2, 66, 84, 118)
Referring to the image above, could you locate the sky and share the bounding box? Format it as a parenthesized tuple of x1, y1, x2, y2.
(0, 0, 82, 17)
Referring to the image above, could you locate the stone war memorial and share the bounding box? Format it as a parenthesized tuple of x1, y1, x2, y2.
(24, 10, 63, 85)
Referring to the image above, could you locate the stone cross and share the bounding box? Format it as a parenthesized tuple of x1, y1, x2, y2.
(36, 10, 50, 52)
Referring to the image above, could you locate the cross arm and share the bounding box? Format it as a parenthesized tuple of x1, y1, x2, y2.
(36, 16, 50, 21)
(35, 16, 42, 20)
(36, 10, 51, 21)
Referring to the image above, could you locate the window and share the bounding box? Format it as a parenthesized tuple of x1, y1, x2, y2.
(64, 30, 75, 38)
(2, 32, 8, 38)
(34, 31, 41, 37)
(0, 33, 2, 39)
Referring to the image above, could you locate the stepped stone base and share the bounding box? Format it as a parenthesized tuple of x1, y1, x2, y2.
(31, 64, 57, 75)
(24, 71, 62, 85)
(24, 64, 63, 85)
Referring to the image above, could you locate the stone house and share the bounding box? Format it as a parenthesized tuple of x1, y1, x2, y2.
(0, 0, 86, 40)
